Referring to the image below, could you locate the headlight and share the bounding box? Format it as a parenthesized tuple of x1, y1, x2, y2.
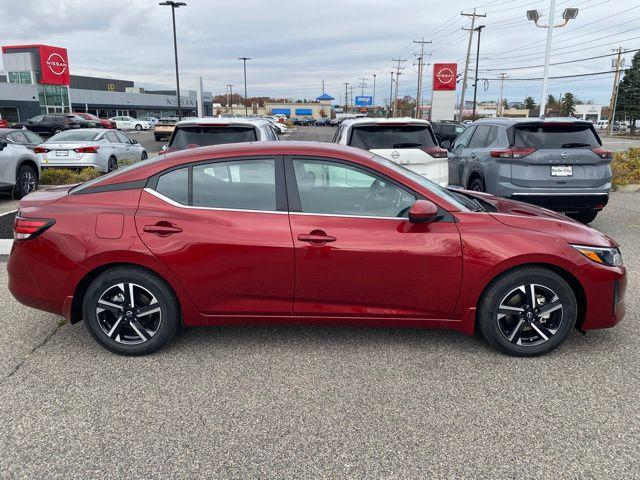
(572, 245, 623, 267)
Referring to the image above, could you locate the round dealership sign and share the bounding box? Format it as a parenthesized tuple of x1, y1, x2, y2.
(436, 67, 455, 86)
(46, 52, 68, 76)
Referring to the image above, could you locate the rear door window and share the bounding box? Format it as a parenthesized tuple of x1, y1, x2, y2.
(170, 125, 258, 150)
(513, 124, 599, 149)
(156, 167, 189, 205)
(348, 124, 436, 149)
(468, 125, 491, 148)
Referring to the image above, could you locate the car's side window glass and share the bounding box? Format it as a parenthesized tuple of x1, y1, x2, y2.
(193, 159, 276, 211)
(9, 131, 28, 143)
(453, 126, 475, 149)
(485, 126, 498, 147)
(468, 125, 491, 148)
(293, 158, 415, 218)
(105, 132, 118, 143)
(156, 167, 188, 205)
(115, 131, 129, 143)
(24, 131, 42, 144)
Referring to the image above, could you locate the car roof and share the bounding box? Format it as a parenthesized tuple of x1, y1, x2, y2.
(175, 117, 272, 128)
(46, 128, 107, 138)
(474, 117, 594, 126)
(341, 117, 431, 127)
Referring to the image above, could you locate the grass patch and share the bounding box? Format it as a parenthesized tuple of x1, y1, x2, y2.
(40, 167, 103, 186)
(612, 147, 640, 190)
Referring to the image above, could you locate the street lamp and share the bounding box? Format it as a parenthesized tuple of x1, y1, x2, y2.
(159, 1, 186, 120)
(238, 57, 251, 116)
(526, 1, 578, 118)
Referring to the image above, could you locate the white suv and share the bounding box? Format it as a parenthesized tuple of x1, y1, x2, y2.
(333, 118, 449, 186)
(0, 135, 40, 198)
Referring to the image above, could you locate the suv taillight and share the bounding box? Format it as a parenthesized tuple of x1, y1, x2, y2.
(73, 146, 100, 153)
(490, 147, 536, 159)
(592, 147, 612, 159)
(421, 146, 448, 158)
(13, 216, 55, 240)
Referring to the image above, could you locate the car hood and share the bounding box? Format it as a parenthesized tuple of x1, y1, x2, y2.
(463, 190, 617, 248)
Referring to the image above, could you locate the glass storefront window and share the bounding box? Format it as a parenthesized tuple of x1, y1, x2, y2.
(7, 71, 32, 84)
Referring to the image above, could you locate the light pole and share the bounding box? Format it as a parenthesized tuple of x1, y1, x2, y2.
(238, 57, 251, 116)
(159, 1, 186, 120)
(471, 25, 485, 121)
(526, 4, 578, 117)
(372, 74, 376, 117)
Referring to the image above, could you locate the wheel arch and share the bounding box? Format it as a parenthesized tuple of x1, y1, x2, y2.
(69, 261, 183, 326)
(466, 170, 484, 190)
(16, 156, 40, 180)
(474, 261, 587, 332)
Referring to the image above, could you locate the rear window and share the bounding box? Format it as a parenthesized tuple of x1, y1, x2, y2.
(47, 130, 99, 142)
(169, 125, 257, 150)
(513, 124, 599, 149)
(349, 125, 437, 150)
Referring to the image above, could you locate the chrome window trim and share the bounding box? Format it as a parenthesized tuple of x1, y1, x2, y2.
(290, 211, 409, 221)
(512, 192, 608, 196)
(144, 187, 286, 215)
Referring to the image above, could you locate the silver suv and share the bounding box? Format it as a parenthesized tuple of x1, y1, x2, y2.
(0, 130, 40, 198)
(447, 118, 611, 223)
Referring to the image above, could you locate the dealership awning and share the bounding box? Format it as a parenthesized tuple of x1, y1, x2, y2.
(272, 108, 291, 115)
(295, 109, 313, 115)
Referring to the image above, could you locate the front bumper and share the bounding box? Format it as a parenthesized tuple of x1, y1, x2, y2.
(577, 261, 626, 330)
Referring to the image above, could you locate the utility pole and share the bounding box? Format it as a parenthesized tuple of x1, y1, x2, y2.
(458, 8, 486, 121)
(413, 38, 431, 119)
(497, 73, 507, 117)
(349, 85, 355, 112)
(392, 58, 406, 117)
(606, 47, 624, 135)
(359, 77, 368, 96)
(227, 84, 234, 115)
(343, 82, 349, 113)
(471, 25, 486, 121)
(322, 79, 326, 94)
(238, 57, 251, 116)
(372, 74, 377, 117)
(388, 72, 394, 118)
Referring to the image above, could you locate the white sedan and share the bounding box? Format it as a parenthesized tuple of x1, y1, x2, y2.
(108, 116, 151, 131)
(36, 129, 148, 173)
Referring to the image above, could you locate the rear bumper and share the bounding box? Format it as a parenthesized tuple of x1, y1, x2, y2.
(511, 192, 609, 212)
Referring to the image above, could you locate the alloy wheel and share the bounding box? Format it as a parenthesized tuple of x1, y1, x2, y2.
(20, 169, 37, 194)
(496, 283, 563, 347)
(96, 282, 162, 345)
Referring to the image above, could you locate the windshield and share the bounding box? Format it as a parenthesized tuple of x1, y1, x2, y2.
(169, 125, 257, 150)
(350, 124, 437, 150)
(513, 124, 600, 149)
(370, 153, 468, 211)
(47, 130, 100, 142)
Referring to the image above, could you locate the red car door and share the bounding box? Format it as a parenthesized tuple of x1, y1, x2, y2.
(135, 156, 294, 315)
(286, 156, 462, 318)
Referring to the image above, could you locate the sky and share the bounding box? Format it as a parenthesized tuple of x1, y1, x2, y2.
(0, 0, 637, 106)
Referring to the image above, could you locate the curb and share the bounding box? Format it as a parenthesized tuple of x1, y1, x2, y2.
(617, 184, 640, 192)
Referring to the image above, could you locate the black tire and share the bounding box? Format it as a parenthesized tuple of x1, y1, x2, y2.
(82, 267, 179, 355)
(154, 135, 161, 141)
(477, 267, 577, 357)
(107, 156, 118, 172)
(51, 126, 64, 135)
(141, 151, 148, 161)
(135, 124, 142, 131)
(468, 177, 484, 192)
(567, 211, 598, 224)
(13, 164, 38, 199)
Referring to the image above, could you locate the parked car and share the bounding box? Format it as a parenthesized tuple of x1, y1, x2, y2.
(139, 116, 159, 128)
(109, 116, 151, 131)
(153, 117, 178, 141)
(0, 118, 8, 128)
(315, 118, 331, 126)
(334, 117, 448, 186)
(0, 133, 40, 198)
(7, 142, 626, 356)
(594, 120, 608, 130)
(12, 114, 81, 135)
(74, 112, 114, 129)
(36, 128, 147, 173)
(0, 128, 44, 151)
(165, 117, 278, 152)
(265, 119, 288, 135)
(431, 121, 467, 147)
(446, 117, 612, 224)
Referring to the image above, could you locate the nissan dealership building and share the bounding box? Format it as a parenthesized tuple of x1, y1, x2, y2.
(0, 44, 214, 122)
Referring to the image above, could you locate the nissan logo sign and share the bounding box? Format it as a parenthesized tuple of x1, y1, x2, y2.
(436, 67, 455, 85)
(46, 53, 68, 76)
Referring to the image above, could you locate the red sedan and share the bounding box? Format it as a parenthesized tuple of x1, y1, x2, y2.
(8, 142, 626, 356)
(74, 112, 115, 129)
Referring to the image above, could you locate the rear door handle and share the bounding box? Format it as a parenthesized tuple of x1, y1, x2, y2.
(471, 152, 477, 159)
(298, 230, 336, 245)
(143, 222, 182, 236)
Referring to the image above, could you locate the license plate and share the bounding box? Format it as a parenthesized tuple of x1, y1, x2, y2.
(551, 165, 572, 177)
(55, 150, 68, 157)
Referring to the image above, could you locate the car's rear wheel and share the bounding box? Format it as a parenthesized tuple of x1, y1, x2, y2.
(567, 210, 598, 224)
(51, 127, 63, 135)
(107, 156, 118, 172)
(469, 177, 484, 192)
(141, 151, 148, 161)
(477, 267, 577, 357)
(13, 164, 38, 199)
(135, 124, 142, 131)
(82, 267, 179, 355)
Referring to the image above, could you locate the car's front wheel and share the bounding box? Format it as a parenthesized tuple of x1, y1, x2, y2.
(141, 151, 148, 161)
(135, 124, 142, 131)
(107, 156, 118, 172)
(82, 267, 180, 355)
(477, 267, 577, 356)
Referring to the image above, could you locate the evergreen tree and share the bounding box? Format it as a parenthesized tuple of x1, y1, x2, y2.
(617, 50, 640, 132)
(560, 93, 576, 116)
(524, 96, 535, 110)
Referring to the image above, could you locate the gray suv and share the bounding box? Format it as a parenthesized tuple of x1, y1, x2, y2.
(447, 118, 611, 223)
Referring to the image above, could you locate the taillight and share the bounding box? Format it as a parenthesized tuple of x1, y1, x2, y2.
(73, 146, 100, 153)
(34, 146, 49, 153)
(13, 216, 55, 240)
(592, 147, 612, 159)
(490, 147, 536, 159)
(421, 146, 448, 158)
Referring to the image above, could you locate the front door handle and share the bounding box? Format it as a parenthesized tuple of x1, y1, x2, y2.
(298, 230, 336, 245)
(143, 222, 182, 236)
(470, 152, 477, 159)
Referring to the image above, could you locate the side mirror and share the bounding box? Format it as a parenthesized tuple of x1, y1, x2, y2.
(130, 139, 139, 144)
(440, 140, 452, 149)
(409, 200, 440, 223)
(0, 140, 6, 151)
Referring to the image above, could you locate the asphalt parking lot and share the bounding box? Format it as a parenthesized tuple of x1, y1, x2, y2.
(0, 126, 639, 478)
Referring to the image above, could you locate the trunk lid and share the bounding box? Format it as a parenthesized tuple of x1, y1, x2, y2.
(18, 185, 72, 208)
